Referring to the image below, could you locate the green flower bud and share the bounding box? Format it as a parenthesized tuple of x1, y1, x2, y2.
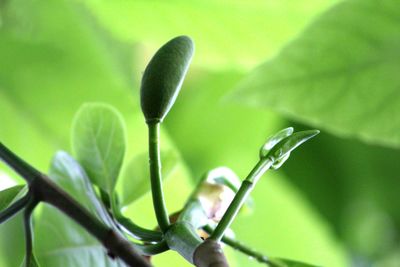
(140, 35, 194, 123)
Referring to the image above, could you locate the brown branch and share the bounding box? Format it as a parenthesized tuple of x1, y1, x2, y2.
(193, 240, 229, 267)
(0, 142, 151, 267)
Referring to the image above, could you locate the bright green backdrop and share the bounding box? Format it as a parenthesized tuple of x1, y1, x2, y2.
(1, 0, 399, 266)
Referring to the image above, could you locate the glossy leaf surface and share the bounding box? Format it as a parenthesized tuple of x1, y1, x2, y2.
(72, 103, 126, 195)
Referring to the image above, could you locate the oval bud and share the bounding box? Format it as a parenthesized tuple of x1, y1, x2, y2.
(140, 36, 194, 123)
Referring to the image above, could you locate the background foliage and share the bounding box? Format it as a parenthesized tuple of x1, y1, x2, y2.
(0, 0, 399, 266)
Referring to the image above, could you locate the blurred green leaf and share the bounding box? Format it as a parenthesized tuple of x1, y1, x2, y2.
(34, 151, 125, 266)
(0, 0, 142, 264)
(72, 103, 126, 195)
(232, 172, 347, 267)
(82, 0, 339, 69)
(281, 123, 400, 263)
(232, 0, 400, 147)
(165, 70, 281, 177)
(0, 185, 26, 210)
(120, 149, 178, 206)
(0, 0, 137, 174)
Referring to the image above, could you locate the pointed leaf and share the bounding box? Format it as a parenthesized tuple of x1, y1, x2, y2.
(119, 150, 179, 206)
(72, 103, 126, 195)
(268, 130, 319, 164)
(260, 127, 294, 158)
(0, 185, 26, 211)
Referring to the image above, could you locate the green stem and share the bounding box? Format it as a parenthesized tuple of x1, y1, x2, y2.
(147, 122, 170, 232)
(209, 158, 273, 241)
(110, 195, 163, 242)
(23, 198, 38, 267)
(0, 193, 30, 224)
(133, 240, 169, 256)
(203, 225, 280, 267)
(115, 215, 163, 242)
(165, 221, 203, 263)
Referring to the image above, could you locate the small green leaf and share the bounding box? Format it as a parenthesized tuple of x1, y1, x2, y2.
(71, 103, 126, 195)
(0, 185, 27, 211)
(140, 35, 194, 123)
(269, 258, 321, 267)
(260, 127, 294, 158)
(119, 150, 179, 206)
(268, 130, 319, 165)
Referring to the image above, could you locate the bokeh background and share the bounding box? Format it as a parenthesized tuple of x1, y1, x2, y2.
(1, 0, 399, 266)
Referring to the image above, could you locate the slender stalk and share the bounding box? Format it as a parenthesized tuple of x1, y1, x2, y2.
(175, 180, 229, 266)
(203, 225, 280, 267)
(111, 195, 163, 242)
(0, 193, 31, 224)
(23, 198, 38, 267)
(209, 158, 273, 241)
(147, 123, 170, 232)
(164, 221, 203, 263)
(133, 240, 169, 256)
